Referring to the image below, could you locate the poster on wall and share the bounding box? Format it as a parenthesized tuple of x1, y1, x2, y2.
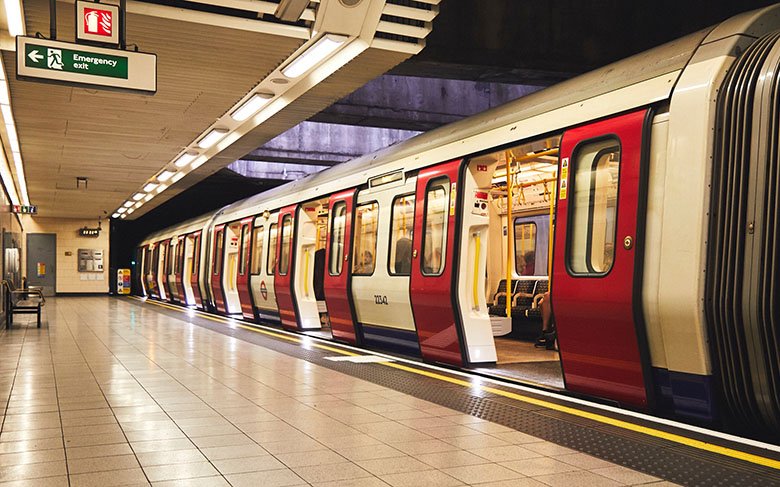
(78, 249, 104, 272)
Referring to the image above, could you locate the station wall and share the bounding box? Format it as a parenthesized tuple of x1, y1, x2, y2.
(22, 216, 110, 294)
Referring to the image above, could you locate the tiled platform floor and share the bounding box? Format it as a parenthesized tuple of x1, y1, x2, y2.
(0, 297, 677, 486)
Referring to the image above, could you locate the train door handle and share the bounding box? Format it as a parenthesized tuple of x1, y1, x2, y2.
(623, 236, 634, 250)
(413, 249, 418, 258)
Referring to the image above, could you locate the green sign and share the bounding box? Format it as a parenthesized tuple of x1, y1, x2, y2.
(24, 43, 128, 79)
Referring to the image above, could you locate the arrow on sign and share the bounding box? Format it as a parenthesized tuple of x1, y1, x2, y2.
(27, 49, 43, 63)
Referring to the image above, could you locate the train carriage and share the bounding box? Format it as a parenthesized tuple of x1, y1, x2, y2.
(137, 5, 780, 439)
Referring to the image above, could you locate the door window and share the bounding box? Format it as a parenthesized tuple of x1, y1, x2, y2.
(238, 225, 249, 276)
(192, 235, 200, 274)
(329, 202, 347, 276)
(389, 194, 415, 275)
(213, 230, 223, 275)
(568, 139, 621, 275)
(251, 225, 264, 275)
(279, 215, 292, 275)
(267, 224, 278, 275)
(422, 180, 449, 276)
(352, 202, 378, 275)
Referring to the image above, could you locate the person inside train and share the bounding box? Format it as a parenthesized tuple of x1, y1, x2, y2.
(423, 248, 442, 274)
(313, 248, 326, 301)
(521, 251, 535, 275)
(354, 250, 374, 274)
(535, 291, 556, 350)
(395, 237, 412, 274)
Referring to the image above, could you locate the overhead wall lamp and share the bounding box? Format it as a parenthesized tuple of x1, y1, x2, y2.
(174, 151, 198, 168)
(282, 34, 348, 79)
(231, 92, 274, 122)
(197, 128, 228, 149)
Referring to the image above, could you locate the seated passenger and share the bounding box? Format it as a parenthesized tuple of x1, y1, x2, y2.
(521, 251, 535, 276)
(535, 291, 557, 350)
(354, 250, 374, 274)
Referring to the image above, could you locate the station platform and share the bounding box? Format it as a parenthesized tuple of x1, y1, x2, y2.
(1, 297, 779, 487)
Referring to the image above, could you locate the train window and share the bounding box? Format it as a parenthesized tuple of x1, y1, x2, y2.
(329, 202, 347, 276)
(279, 215, 292, 275)
(251, 225, 264, 275)
(178, 239, 185, 274)
(267, 223, 278, 276)
(193, 235, 200, 273)
(568, 139, 620, 275)
(352, 202, 378, 275)
(213, 230, 223, 275)
(514, 221, 537, 276)
(422, 179, 449, 276)
(389, 194, 415, 276)
(238, 225, 249, 276)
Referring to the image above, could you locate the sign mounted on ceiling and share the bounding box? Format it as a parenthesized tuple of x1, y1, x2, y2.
(16, 36, 156, 94)
(76, 1, 120, 46)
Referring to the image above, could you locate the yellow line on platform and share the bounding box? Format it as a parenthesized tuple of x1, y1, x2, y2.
(131, 296, 780, 470)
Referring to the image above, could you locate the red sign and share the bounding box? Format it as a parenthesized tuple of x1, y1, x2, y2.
(260, 281, 268, 300)
(84, 8, 113, 37)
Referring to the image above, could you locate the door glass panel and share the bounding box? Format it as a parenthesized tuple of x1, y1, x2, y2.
(568, 139, 620, 275)
(213, 230, 223, 275)
(251, 225, 264, 275)
(514, 221, 537, 275)
(389, 194, 414, 275)
(352, 202, 378, 275)
(193, 236, 200, 273)
(238, 225, 249, 275)
(279, 215, 292, 275)
(422, 180, 449, 276)
(329, 202, 347, 276)
(267, 224, 278, 275)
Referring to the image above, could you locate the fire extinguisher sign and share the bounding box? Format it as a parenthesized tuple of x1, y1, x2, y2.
(75, 1, 120, 46)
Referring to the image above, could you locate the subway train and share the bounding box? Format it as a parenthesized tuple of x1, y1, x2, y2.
(135, 5, 780, 439)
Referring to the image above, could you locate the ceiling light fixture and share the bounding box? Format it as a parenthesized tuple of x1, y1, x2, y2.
(123, 201, 134, 208)
(0, 80, 9, 105)
(231, 92, 274, 122)
(132, 192, 145, 201)
(117, 207, 126, 214)
(156, 184, 168, 193)
(127, 207, 135, 215)
(171, 172, 184, 183)
(174, 151, 197, 168)
(282, 34, 348, 79)
(144, 193, 154, 202)
(3, 0, 25, 37)
(120, 214, 126, 219)
(143, 182, 158, 192)
(111, 213, 120, 218)
(157, 170, 175, 182)
(197, 128, 228, 149)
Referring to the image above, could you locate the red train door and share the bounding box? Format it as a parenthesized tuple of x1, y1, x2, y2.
(410, 159, 464, 366)
(210, 225, 228, 313)
(274, 205, 298, 330)
(324, 189, 359, 344)
(235, 217, 255, 320)
(553, 109, 652, 409)
(190, 232, 204, 307)
(161, 239, 172, 301)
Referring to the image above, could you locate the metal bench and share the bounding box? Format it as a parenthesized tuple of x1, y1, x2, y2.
(3, 280, 45, 328)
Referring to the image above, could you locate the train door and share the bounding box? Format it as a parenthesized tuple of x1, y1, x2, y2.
(292, 199, 330, 333)
(210, 225, 227, 313)
(189, 232, 204, 307)
(324, 189, 359, 344)
(148, 244, 159, 299)
(221, 221, 243, 314)
(553, 109, 652, 408)
(351, 174, 419, 355)
(172, 236, 185, 303)
(181, 233, 196, 305)
(250, 214, 279, 322)
(139, 245, 149, 296)
(410, 160, 463, 365)
(274, 205, 298, 330)
(157, 240, 170, 301)
(235, 218, 255, 320)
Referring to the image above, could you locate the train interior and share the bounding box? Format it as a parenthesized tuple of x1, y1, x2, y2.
(469, 135, 563, 387)
(223, 222, 243, 314)
(295, 198, 331, 335)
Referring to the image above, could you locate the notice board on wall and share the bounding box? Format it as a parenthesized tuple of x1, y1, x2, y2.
(78, 249, 104, 272)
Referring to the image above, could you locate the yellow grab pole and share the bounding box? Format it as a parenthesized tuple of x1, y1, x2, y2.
(473, 232, 481, 310)
(505, 151, 514, 318)
(548, 176, 556, 277)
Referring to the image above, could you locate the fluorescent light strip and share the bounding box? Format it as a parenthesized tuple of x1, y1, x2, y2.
(116, 207, 126, 214)
(3, 0, 24, 37)
(171, 172, 184, 183)
(111, 213, 120, 218)
(197, 129, 228, 149)
(126, 207, 135, 215)
(143, 182, 158, 192)
(157, 170, 175, 182)
(123, 201, 134, 208)
(0, 80, 9, 105)
(231, 93, 274, 122)
(1, 104, 11, 121)
(156, 184, 168, 193)
(132, 192, 145, 201)
(174, 152, 197, 168)
(144, 193, 154, 202)
(0, 150, 19, 206)
(282, 34, 348, 78)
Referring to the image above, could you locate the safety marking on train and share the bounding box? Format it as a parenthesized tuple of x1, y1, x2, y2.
(130, 296, 780, 471)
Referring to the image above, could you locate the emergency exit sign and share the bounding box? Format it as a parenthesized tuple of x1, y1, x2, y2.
(16, 36, 156, 94)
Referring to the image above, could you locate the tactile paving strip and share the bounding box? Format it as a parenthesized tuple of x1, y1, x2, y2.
(133, 299, 780, 487)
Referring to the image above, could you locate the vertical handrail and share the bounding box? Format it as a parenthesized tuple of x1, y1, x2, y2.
(504, 151, 514, 318)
